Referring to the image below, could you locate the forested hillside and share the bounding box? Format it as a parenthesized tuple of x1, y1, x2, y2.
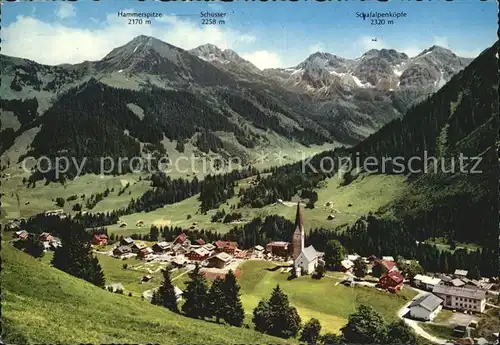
(241, 42, 499, 252)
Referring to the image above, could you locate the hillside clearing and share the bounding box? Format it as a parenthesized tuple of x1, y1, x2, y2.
(1, 245, 294, 344)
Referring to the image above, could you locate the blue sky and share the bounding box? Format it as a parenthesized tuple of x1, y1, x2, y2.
(2, 0, 497, 69)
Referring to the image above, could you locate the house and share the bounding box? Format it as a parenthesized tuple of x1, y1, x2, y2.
(341, 259, 354, 271)
(432, 285, 487, 313)
(13, 230, 28, 240)
(172, 256, 187, 267)
(113, 246, 131, 257)
(136, 220, 144, 227)
(202, 243, 216, 252)
(372, 259, 397, 277)
(253, 245, 265, 257)
(413, 274, 442, 291)
(382, 256, 395, 262)
(208, 252, 233, 268)
(464, 280, 494, 291)
(215, 241, 238, 255)
(138, 247, 153, 259)
(131, 241, 147, 253)
(141, 275, 153, 282)
(266, 241, 290, 258)
(39, 232, 54, 242)
(450, 278, 466, 287)
(119, 223, 127, 228)
(294, 245, 324, 276)
(195, 239, 205, 245)
(439, 274, 454, 284)
(254, 245, 264, 252)
(120, 237, 134, 246)
(408, 293, 443, 321)
(347, 254, 360, 261)
(379, 271, 405, 292)
(234, 249, 249, 259)
(171, 243, 188, 256)
(152, 241, 172, 253)
(186, 247, 211, 261)
(91, 234, 108, 246)
(5, 221, 21, 231)
(455, 269, 469, 277)
(49, 238, 62, 250)
(173, 233, 189, 245)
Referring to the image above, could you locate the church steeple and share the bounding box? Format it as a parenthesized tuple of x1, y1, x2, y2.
(292, 202, 305, 260)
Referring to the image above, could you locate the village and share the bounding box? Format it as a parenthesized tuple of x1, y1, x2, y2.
(8, 204, 500, 345)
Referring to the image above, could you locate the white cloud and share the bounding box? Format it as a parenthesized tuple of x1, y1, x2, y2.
(308, 42, 325, 54)
(241, 50, 282, 70)
(356, 36, 384, 52)
(56, 3, 76, 20)
(2, 11, 258, 66)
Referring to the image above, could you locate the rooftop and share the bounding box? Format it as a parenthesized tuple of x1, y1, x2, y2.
(409, 293, 443, 311)
(414, 274, 442, 286)
(267, 241, 289, 247)
(214, 252, 232, 262)
(454, 269, 468, 276)
(432, 285, 486, 300)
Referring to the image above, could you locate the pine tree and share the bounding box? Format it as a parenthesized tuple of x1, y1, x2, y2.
(300, 318, 322, 344)
(51, 220, 106, 287)
(252, 299, 271, 333)
(252, 284, 301, 338)
(89, 256, 106, 288)
(151, 267, 179, 313)
(207, 277, 225, 322)
(222, 270, 245, 327)
(181, 263, 209, 319)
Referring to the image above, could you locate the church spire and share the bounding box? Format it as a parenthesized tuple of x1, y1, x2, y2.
(294, 201, 303, 230)
(292, 201, 305, 261)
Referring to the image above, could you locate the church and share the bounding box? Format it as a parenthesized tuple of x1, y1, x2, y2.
(292, 202, 324, 277)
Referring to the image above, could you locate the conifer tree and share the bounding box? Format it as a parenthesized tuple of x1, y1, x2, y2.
(222, 270, 245, 327)
(252, 284, 301, 338)
(182, 263, 209, 319)
(51, 220, 105, 287)
(207, 277, 225, 323)
(300, 318, 322, 344)
(151, 267, 179, 313)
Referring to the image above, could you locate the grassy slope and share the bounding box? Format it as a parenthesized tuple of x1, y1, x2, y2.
(238, 260, 418, 334)
(1, 245, 294, 344)
(106, 173, 407, 236)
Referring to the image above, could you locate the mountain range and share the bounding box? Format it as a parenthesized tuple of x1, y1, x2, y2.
(0, 35, 476, 171)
